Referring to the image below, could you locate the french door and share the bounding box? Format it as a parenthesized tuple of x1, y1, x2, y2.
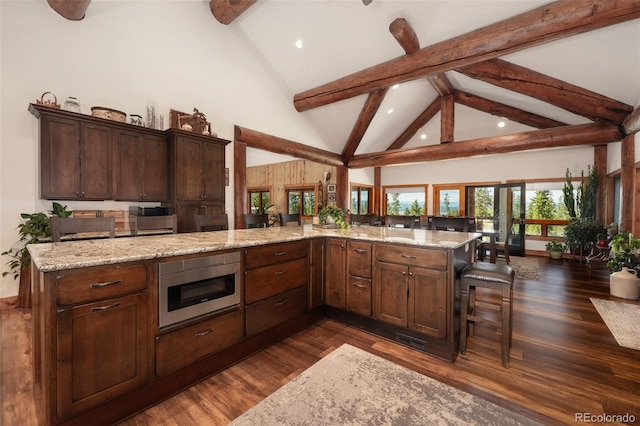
(466, 183, 526, 256)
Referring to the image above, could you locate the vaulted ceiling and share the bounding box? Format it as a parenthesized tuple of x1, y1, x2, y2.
(50, 0, 640, 168)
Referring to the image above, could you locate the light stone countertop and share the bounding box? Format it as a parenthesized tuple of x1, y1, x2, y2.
(28, 225, 481, 273)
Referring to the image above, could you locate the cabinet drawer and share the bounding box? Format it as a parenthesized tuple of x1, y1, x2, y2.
(348, 241, 372, 278)
(245, 240, 309, 270)
(245, 286, 308, 337)
(56, 263, 148, 306)
(375, 243, 447, 270)
(347, 276, 371, 317)
(155, 309, 242, 376)
(245, 257, 308, 304)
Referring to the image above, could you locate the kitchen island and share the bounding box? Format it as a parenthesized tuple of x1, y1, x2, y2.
(29, 225, 479, 426)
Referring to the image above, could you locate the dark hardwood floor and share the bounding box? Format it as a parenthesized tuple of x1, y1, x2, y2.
(2, 257, 639, 425)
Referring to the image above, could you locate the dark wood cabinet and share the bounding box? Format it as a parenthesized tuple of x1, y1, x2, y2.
(374, 244, 448, 338)
(309, 239, 325, 308)
(40, 113, 112, 200)
(346, 241, 372, 316)
(167, 130, 229, 232)
(114, 130, 168, 201)
(325, 238, 347, 309)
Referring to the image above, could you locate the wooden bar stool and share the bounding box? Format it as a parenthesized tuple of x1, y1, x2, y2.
(460, 262, 515, 367)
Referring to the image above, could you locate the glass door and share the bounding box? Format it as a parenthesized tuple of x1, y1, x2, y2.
(466, 182, 526, 256)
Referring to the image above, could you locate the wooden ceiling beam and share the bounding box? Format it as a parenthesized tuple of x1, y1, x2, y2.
(386, 98, 440, 150)
(234, 125, 345, 167)
(389, 18, 420, 54)
(623, 105, 640, 135)
(457, 58, 633, 124)
(454, 90, 567, 129)
(428, 74, 455, 97)
(47, 0, 91, 20)
(209, 0, 257, 25)
(342, 88, 389, 160)
(294, 1, 640, 112)
(348, 123, 622, 168)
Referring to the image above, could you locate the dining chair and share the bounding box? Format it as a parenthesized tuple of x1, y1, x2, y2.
(279, 213, 301, 226)
(385, 215, 418, 229)
(130, 214, 177, 236)
(51, 216, 116, 242)
(350, 214, 375, 226)
(195, 214, 229, 231)
(243, 213, 269, 228)
(495, 221, 513, 264)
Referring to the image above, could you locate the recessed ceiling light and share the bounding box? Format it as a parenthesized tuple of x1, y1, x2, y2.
(420, 134, 428, 140)
(387, 108, 394, 114)
(295, 39, 303, 49)
(392, 84, 400, 89)
(498, 121, 506, 128)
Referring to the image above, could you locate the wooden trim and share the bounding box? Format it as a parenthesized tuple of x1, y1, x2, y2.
(233, 140, 247, 229)
(621, 135, 634, 232)
(594, 145, 607, 224)
(374, 167, 381, 216)
(440, 95, 454, 144)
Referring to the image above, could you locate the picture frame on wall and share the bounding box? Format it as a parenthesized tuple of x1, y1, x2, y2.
(327, 184, 336, 193)
(328, 193, 336, 202)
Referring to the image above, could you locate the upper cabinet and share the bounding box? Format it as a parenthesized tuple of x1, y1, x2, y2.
(114, 130, 168, 202)
(39, 112, 112, 200)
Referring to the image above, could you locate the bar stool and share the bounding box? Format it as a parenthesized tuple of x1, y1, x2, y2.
(460, 262, 515, 367)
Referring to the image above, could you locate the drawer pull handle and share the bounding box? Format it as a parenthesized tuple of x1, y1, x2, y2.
(352, 283, 367, 289)
(195, 328, 214, 337)
(400, 254, 416, 259)
(353, 248, 367, 254)
(275, 270, 288, 276)
(274, 251, 288, 256)
(274, 299, 288, 307)
(91, 279, 122, 289)
(91, 302, 122, 312)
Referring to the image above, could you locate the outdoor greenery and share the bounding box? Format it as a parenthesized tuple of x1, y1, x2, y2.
(387, 193, 426, 216)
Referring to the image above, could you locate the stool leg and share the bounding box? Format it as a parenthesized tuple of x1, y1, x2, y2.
(460, 283, 469, 354)
(501, 286, 511, 368)
(468, 286, 476, 336)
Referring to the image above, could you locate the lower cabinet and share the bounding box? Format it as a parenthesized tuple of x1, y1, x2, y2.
(245, 286, 308, 336)
(325, 238, 347, 309)
(155, 309, 243, 376)
(56, 292, 148, 418)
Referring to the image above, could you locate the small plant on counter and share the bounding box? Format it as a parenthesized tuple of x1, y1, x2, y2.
(318, 205, 350, 229)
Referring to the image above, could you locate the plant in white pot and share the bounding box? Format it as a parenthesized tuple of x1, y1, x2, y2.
(545, 240, 566, 260)
(607, 232, 640, 300)
(318, 205, 349, 229)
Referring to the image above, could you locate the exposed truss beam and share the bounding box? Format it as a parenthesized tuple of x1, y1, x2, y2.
(342, 88, 389, 160)
(209, 0, 257, 25)
(348, 123, 622, 168)
(47, 0, 91, 20)
(623, 105, 640, 135)
(386, 98, 441, 150)
(294, 1, 640, 112)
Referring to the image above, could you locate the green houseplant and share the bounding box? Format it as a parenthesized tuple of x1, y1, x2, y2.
(562, 166, 602, 260)
(607, 232, 640, 299)
(545, 240, 566, 260)
(318, 205, 349, 229)
(2, 202, 72, 307)
(563, 218, 605, 259)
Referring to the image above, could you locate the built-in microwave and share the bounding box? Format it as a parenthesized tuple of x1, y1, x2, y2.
(158, 252, 241, 328)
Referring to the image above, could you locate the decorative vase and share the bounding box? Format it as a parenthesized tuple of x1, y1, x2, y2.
(63, 96, 81, 113)
(610, 267, 640, 300)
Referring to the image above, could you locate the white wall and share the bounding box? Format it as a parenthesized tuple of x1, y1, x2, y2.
(0, 1, 327, 298)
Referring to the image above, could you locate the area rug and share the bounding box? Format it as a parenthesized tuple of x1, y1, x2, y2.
(590, 298, 640, 351)
(484, 256, 540, 280)
(230, 344, 541, 425)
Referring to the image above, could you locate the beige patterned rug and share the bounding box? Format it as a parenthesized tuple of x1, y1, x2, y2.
(230, 344, 542, 425)
(590, 298, 640, 351)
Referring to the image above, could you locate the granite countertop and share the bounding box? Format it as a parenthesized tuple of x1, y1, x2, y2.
(28, 225, 481, 273)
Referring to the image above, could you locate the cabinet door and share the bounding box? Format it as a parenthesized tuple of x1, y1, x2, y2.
(409, 266, 448, 338)
(175, 201, 225, 233)
(175, 136, 204, 200)
(348, 241, 372, 278)
(114, 130, 143, 200)
(374, 261, 408, 327)
(141, 134, 169, 201)
(309, 239, 325, 308)
(325, 238, 346, 309)
(80, 122, 112, 200)
(56, 293, 147, 418)
(41, 115, 81, 199)
(202, 141, 225, 201)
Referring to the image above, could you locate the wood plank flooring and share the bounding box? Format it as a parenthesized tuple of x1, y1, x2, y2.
(2, 257, 639, 425)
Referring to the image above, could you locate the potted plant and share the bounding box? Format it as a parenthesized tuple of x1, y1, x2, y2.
(563, 218, 605, 260)
(2, 202, 72, 307)
(318, 205, 349, 229)
(545, 240, 566, 260)
(607, 232, 640, 299)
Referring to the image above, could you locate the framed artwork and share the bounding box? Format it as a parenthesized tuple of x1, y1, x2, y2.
(328, 193, 336, 202)
(327, 184, 336, 193)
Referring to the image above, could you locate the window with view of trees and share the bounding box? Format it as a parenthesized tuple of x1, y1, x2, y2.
(248, 189, 270, 214)
(433, 184, 469, 217)
(383, 185, 427, 216)
(286, 187, 315, 216)
(524, 181, 572, 237)
(351, 185, 372, 214)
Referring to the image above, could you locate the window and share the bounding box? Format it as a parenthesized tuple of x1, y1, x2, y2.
(432, 184, 468, 217)
(351, 184, 372, 215)
(248, 188, 270, 214)
(286, 187, 316, 216)
(382, 185, 427, 216)
(523, 180, 571, 238)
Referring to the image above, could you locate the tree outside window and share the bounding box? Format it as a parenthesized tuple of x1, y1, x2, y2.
(383, 185, 427, 216)
(287, 187, 315, 216)
(249, 189, 270, 214)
